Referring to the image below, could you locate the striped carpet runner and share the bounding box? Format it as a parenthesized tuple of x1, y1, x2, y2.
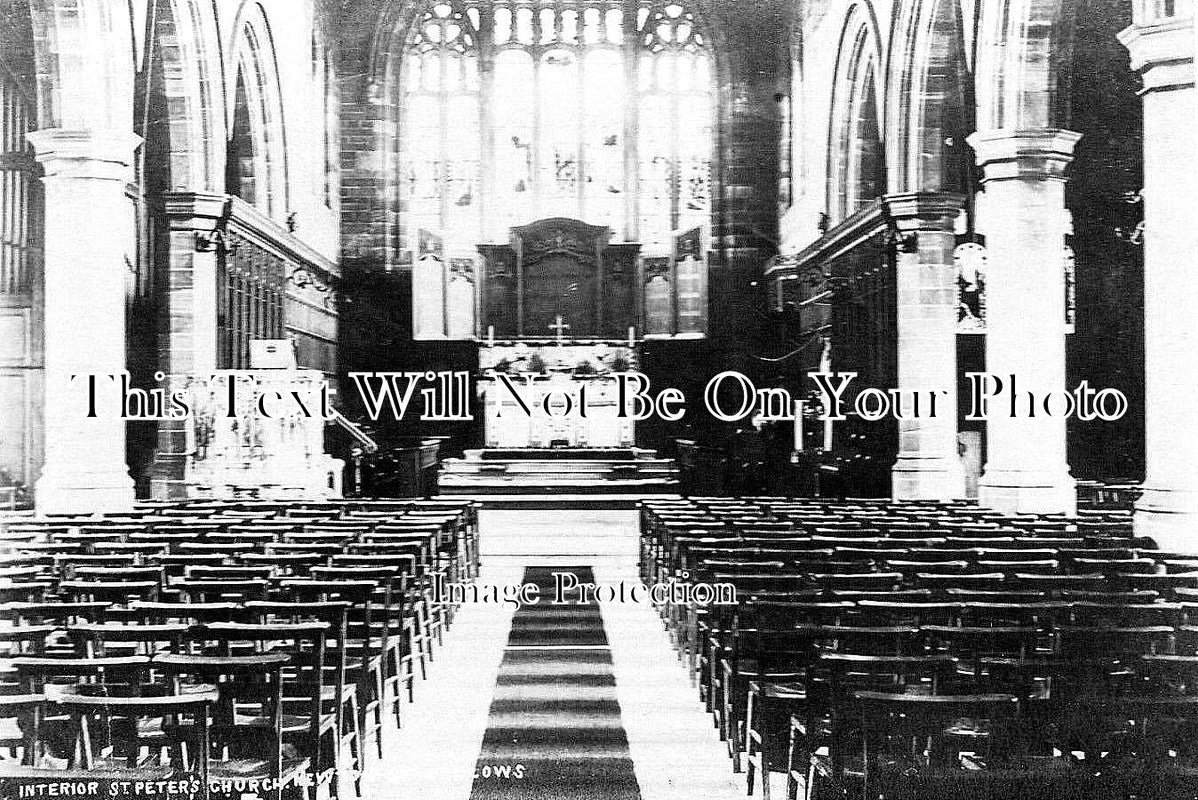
(469, 566, 642, 800)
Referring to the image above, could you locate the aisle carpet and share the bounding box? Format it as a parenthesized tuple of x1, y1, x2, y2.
(469, 566, 643, 800)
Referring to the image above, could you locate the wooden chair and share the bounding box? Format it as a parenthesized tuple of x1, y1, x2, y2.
(0, 583, 50, 604)
(201, 622, 338, 796)
(53, 554, 140, 574)
(65, 622, 191, 659)
(743, 619, 831, 798)
(208, 531, 278, 548)
(125, 601, 244, 626)
(171, 579, 270, 604)
(45, 687, 216, 792)
(852, 600, 961, 627)
(185, 566, 275, 582)
(1056, 625, 1175, 661)
(147, 523, 225, 539)
(11, 656, 151, 697)
(343, 540, 444, 650)
(854, 691, 1021, 800)
(240, 552, 328, 577)
(286, 531, 359, 547)
(724, 603, 847, 773)
(175, 543, 251, 558)
(0, 626, 57, 686)
(269, 543, 344, 559)
(0, 691, 45, 767)
(1072, 602, 1180, 628)
(147, 554, 229, 580)
(916, 573, 1007, 595)
(70, 566, 165, 593)
(311, 565, 414, 717)
(156, 652, 301, 800)
(90, 542, 171, 558)
(280, 580, 386, 761)
(801, 654, 959, 800)
(60, 579, 160, 605)
(245, 601, 361, 798)
(2, 602, 110, 628)
(922, 625, 1040, 686)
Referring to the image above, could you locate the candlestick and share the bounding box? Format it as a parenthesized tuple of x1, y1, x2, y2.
(818, 337, 833, 451)
(628, 326, 635, 348)
(486, 325, 494, 348)
(793, 399, 804, 452)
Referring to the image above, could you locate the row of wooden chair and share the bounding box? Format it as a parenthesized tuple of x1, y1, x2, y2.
(639, 497, 1198, 800)
(0, 499, 480, 800)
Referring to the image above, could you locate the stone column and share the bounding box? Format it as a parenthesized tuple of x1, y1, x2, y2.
(884, 191, 967, 501)
(1119, 8, 1197, 551)
(710, 14, 781, 343)
(150, 191, 227, 500)
(967, 129, 1081, 515)
(28, 129, 141, 515)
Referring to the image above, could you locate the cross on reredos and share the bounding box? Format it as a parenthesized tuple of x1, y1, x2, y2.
(549, 315, 570, 345)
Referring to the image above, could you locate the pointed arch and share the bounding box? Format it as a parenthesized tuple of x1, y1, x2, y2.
(828, 2, 887, 222)
(974, 0, 1078, 130)
(888, 0, 974, 194)
(138, 0, 223, 192)
(26, 0, 136, 130)
(226, 2, 287, 218)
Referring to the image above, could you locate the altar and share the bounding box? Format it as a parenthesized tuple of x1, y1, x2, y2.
(478, 341, 636, 448)
(411, 214, 710, 450)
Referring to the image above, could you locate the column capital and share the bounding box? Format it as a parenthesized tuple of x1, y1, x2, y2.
(1119, 17, 1196, 93)
(163, 191, 232, 232)
(25, 129, 142, 182)
(882, 191, 966, 232)
(967, 129, 1083, 182)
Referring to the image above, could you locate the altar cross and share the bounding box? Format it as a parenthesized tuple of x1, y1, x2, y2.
(548, 315, 570, 345)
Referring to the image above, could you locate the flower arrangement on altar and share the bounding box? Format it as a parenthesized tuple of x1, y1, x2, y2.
(479, 342, 637, 373)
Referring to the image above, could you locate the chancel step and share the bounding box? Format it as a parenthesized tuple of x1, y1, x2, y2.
(438, 447, 680, 495)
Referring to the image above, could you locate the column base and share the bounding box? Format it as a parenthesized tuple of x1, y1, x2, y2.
(35, 463, 135, 515)
(1134, 485, 1198, 554)
(150, 451, 191, 502)
(150, 478, 192, 502)
(891, 455, 966, 502)
(977, 468, 1077, 515)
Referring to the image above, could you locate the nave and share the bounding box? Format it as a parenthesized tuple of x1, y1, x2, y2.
(361, 509, 746, 800)
(6, 496, 1198, 800)
(0, 503, 747, 800)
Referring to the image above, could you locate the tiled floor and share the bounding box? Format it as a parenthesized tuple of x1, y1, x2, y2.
(361, 509, 766, 800)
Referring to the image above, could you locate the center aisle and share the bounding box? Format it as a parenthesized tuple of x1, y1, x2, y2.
(363, 510, 743, 800)
(469, 566, 641, 800)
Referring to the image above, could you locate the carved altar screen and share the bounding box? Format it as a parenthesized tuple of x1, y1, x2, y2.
(479, 217, 640, 339)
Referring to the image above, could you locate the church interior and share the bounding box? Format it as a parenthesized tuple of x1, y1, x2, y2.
(0, 0, 1195, 798)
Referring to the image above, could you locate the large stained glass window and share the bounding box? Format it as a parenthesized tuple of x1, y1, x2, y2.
(636, 3, 713, 252)
(401, 4, 482, 255)
(398, 0, 714, 264)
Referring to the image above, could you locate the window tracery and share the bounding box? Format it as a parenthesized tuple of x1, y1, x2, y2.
(398, 0, 714, 262)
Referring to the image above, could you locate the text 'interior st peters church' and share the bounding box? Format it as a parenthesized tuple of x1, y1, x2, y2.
(0, 0, 1195, 798)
